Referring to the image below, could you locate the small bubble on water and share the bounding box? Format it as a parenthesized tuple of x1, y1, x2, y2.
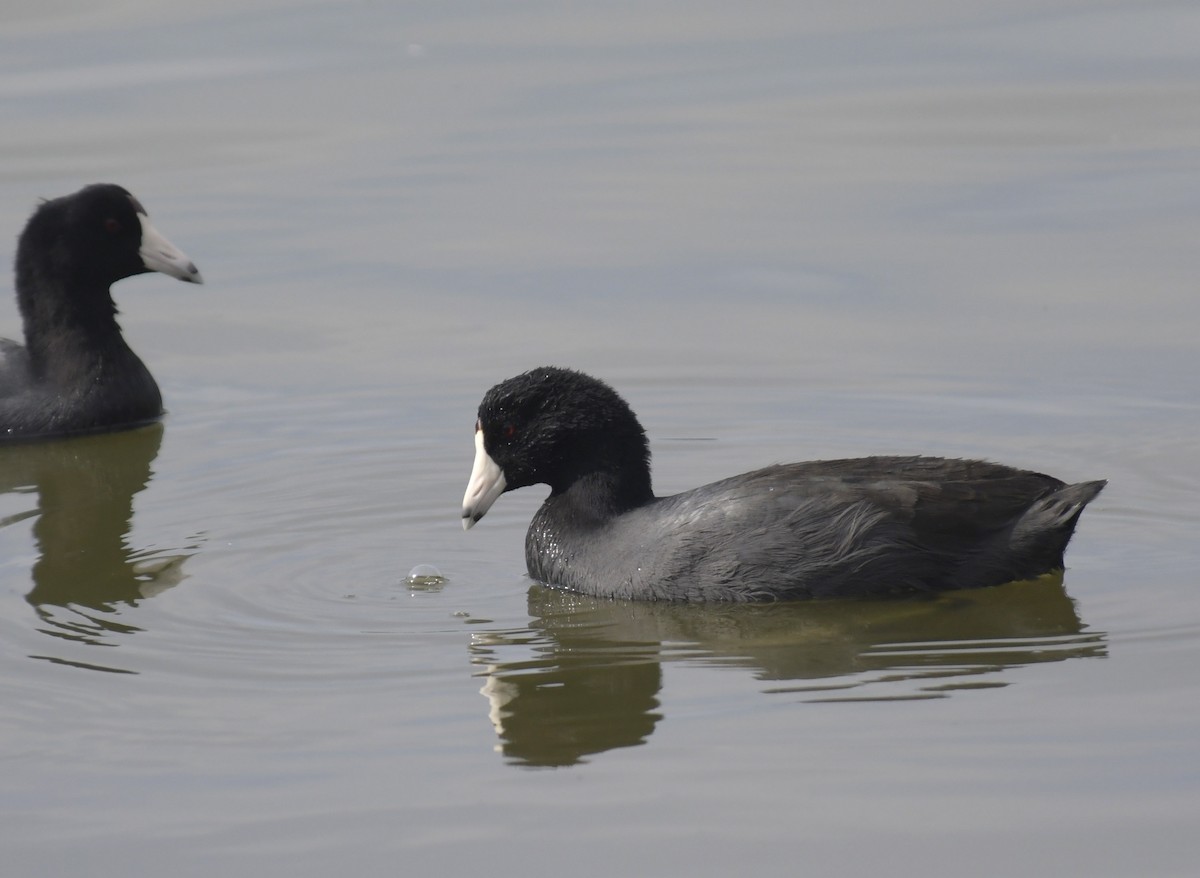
(406, 564, 447, 591)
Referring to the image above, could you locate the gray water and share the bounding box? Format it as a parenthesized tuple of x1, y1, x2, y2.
(2, 2, 1198, 875)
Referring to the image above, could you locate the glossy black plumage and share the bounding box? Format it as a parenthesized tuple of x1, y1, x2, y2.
(463, 367, 1105, 602)
(0, 184, 202, 441)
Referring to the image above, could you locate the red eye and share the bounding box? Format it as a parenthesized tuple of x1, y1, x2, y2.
(104, 218, 122, 234)
(503, 423, 517, 439)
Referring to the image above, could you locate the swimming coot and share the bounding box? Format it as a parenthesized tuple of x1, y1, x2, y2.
(462, 367, 1105, 602)
(1, 183, 202, 441)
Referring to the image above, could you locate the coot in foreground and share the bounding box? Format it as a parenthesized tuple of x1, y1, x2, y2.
(463, 366, 1105, 602)
(1, 184, 202, 441)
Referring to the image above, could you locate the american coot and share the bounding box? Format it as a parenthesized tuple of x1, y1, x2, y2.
(1, 184, 202, 441)
(462, 367, 1106, 602)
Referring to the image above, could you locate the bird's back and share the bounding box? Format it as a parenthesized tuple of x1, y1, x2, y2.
(528, 456, 1105, 601)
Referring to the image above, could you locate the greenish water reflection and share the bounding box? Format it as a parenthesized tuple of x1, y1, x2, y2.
(0, 426, 193, 671)
(473, 577, 1105, 767)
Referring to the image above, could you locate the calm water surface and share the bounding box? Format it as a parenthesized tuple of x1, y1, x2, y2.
(1, 2, 1198, 876)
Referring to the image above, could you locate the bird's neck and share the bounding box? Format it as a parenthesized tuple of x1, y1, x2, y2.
(550, 467, 654, 524)
(16, 265, 124, 383)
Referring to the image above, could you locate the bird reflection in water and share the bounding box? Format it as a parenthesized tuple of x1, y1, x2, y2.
(0, 425, 195, 670)
(472, 577, 1105, 767)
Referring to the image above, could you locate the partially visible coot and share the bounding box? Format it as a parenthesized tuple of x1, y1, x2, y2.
(0, 184, 202, 441)
(463, 366, 1105, 602)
